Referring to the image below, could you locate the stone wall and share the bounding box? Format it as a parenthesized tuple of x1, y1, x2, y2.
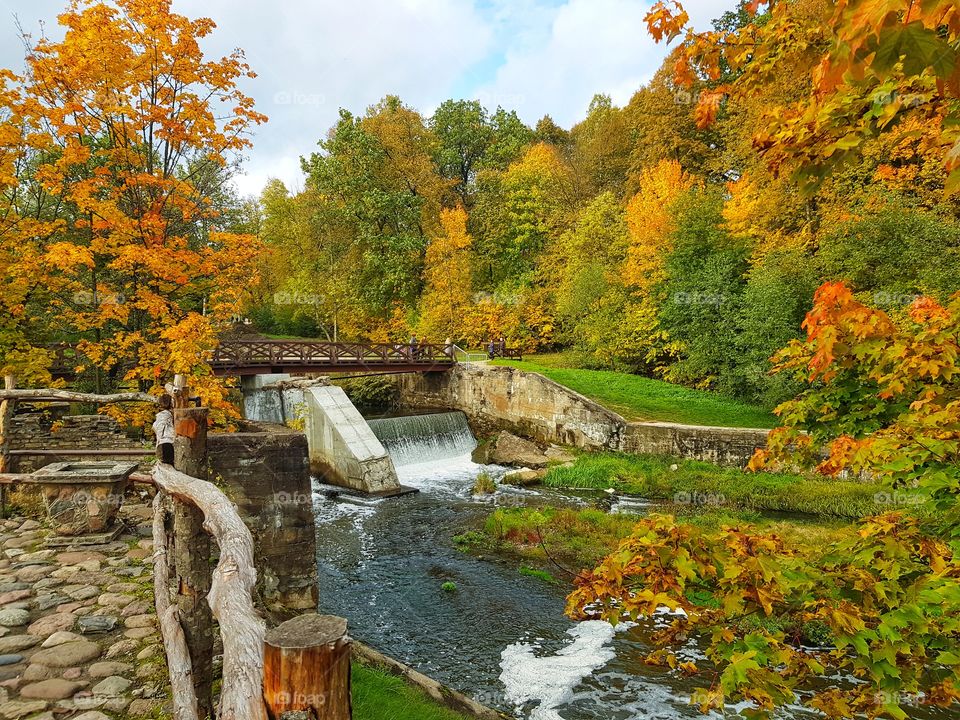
(398, 364, 770, 467)
(207, 424, 319, 616)
(620, 421, 770, 467)
(8, 413, 150, 473)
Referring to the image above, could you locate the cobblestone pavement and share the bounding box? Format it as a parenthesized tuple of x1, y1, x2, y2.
(0, 502, 172, 719)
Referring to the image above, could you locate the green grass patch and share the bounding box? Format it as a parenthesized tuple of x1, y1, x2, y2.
(464, 506, 642, 572)
(353, 663, 473, 720)
(519, 565, 560, 585)
(493, 355, 776, 428)
(543, 453, 891, 519)
(463, 504, 852, 578)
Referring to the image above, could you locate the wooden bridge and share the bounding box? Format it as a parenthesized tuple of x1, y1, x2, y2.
(209, 340, 456, 375)
(49, 339, 525, 377)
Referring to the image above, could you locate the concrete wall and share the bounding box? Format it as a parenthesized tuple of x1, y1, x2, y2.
(398, 364, 770, 467)
(208, 424, 319, 616)
(620, 421, 770, 467)
(399, 364, 623, 450)
(304, 386, 401, 495)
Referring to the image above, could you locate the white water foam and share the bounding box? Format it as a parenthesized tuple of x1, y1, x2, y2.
(499, 620, 618, 720)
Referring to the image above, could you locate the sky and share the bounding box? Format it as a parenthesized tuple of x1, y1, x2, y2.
(0, 0, 736, 197)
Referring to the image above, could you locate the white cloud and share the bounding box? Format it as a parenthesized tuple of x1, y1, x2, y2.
(0, 0, 737, 196)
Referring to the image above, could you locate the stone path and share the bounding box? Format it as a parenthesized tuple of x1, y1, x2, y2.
(0, 504, 172, 719)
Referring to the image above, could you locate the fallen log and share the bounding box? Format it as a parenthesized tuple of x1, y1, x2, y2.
(153, 492, 200, 720)
(153, 463, 268, 720)
(0, 389, 156, 404)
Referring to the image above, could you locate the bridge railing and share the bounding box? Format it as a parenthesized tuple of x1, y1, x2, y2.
(210, 339, 456, 370)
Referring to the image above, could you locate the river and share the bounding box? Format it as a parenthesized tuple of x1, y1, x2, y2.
(311, 411, 948, 720)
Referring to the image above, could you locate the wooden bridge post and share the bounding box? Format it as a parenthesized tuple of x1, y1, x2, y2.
(0, 376, 16, 517)
(263, 614, 352, 720)
(171, 380, 214, 719)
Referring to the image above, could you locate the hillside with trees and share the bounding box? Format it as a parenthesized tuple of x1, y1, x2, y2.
(253, 0, 960, 409)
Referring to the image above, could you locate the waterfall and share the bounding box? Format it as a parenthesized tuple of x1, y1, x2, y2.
(367, 411, 477, 467)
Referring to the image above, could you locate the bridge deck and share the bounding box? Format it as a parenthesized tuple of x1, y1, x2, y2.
(48, 339, 467, 378)
(211, 340, 455, 376)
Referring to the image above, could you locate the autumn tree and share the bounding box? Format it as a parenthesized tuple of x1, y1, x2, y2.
(418, 206, 475, 342)
(646, 0, 960, 191)
(570, 284, 960, 718)
(302, 98, 446, 318)
(0, 0, 266, 420)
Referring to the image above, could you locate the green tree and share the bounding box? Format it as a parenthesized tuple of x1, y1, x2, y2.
(430, 99, 492, 205)
(659, 190, 750, 395)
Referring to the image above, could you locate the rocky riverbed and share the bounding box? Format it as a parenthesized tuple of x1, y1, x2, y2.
(0, 503, 171, 719)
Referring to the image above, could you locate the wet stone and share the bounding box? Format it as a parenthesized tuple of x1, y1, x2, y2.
(92, 676, 130, 696)
(105, 640, 137, 659)
(0, 592, 31, 607)
(0, 636, 39, 654)
(0, 699, 49, 718)
(88, 661, 132, 678)
(20, 665, 55, 682)
(41, 631, 82, 649)
(77, 616, 117, 635)
(26, 614, 75, 638)
(0, 657, 21, 667)
(35, 595, 69, 612)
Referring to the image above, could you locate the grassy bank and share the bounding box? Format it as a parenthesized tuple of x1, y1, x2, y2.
(493, 355, 776, 428)
(353, 662, 473, 720)
(544, 453, 888, 519)
(457, 505, 851, 580)
(456, 506, 641, 572)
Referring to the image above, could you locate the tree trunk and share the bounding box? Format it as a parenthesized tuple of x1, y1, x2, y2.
(263, 614, 352, 720)
(172, 403, 214, 720)
(0, 388, 155, 404)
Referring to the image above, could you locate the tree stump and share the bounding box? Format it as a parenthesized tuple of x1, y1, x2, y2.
(264, 614, 352, 720)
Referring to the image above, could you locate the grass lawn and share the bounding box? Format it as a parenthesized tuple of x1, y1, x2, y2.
(543, 452, 894, 519)
(492, 355, 776, 428)
(353, 662, 472, 720)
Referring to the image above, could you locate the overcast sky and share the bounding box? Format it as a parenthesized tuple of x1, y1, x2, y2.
(0, 0, 735, 197)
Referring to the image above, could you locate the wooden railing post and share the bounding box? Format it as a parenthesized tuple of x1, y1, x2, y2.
(170, 381, 214, 719)
(0, 376, 16, 517)
(263, 614, 352, 720)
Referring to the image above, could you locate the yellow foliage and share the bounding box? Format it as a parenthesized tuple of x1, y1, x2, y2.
(419, 206, 474, 342)
(623, 160, 696, 289)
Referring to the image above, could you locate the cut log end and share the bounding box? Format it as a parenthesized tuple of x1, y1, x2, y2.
(264, 613, 352, 720)
(265, 615, 347, 650)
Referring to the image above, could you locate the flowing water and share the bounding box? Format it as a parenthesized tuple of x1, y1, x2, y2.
(312, 411, 950, 720)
